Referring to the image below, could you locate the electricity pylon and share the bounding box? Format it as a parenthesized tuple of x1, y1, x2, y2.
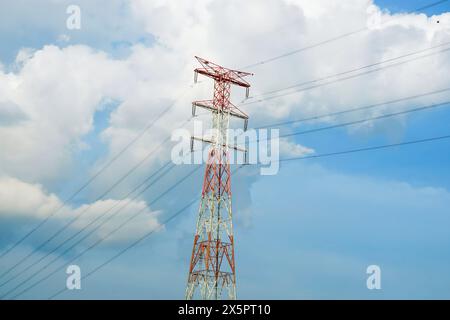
(185, 56, 252, 300)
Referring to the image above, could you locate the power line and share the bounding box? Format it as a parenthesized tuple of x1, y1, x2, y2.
(48, 196, 201, 300)
(0, 93, 384, 294)
(43, 131, 450, 300)
(278, 101, 450, 139)
(240, 100, 450, 145)
(2, 0, 446, 270)
(0, 134, 173, 280)
(5, 95, 449, 295)
(7, 165, 201, 299)
(255, 87, 450, 129)
(44, 165, 243, 300)
(6, 1, 448, 290)
(2, 0, 446, 269)
(248, 41, 450, 99)
(0, 107, 221, 288)
(0, 87, 193, 261)
(278, 134, 450, 162)
(238, 0, 450, 69)
(0, 116, 193, 282)
(243, 46, 450, 105)
(3, 165, 202, 299)
(416, 0, 450, 11)
(239, 28, 366, 70)
(0, 161, 175, 289)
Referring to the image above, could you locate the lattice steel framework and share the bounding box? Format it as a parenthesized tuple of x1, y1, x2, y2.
(185, 57, 252, 300)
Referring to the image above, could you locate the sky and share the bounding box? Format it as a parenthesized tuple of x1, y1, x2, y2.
(0, 0, 449, 299)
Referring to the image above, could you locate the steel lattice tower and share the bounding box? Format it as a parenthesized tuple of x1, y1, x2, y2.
(185, 57, 252, 300)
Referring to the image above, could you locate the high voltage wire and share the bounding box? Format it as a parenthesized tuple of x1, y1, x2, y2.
(2, 165, 203, 299)
(4, 83, 450, 297)
(5, 82, 442, 288)
(239, 100, 450, 146)
(238, 0, 450, 70)
(0, 86, 194, 262)
(414, 0, 450, 11)
(2, 0, 448, 297)
(0, 161, 175, 289)
(0, 116, 193, 282)
(243, 46, 450, 105)
(238, 27, 366, 70)
(1, 101, 215, 287)
(8, 98, 450, 297)
(3, 92, 450, 295)
(0, 133, 174, 280)
(277, 134, 450, 162)
(1, 0, 446, 263)
(278, 101, 450, 139)
(48, 197, 201, 300)
(39, 132, 450, 300)
(3, 0, 444, 276)
(8, 101, 450, 297)
(255, 87, 450, 129)
(44, 165, 243, 300)
(248, 41, 450, 99)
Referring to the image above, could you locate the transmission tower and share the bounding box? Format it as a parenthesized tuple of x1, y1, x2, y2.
(185, 56, 252, 300)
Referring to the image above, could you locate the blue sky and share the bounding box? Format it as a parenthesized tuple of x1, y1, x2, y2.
(0, 0, 449, 300)
(376, 0, 449, 14)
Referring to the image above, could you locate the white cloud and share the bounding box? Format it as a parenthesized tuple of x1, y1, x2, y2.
(124, 0, 450, 135)
(14, 48, 35, 66)
(72, 199, 162, 245)
(0, 100, 27, 126)
(0, 45, 137, 183)
(0, 176, 61, 219)
(279, 139, 315, 157)
(92, 0, 450, 195)
(0, 1, 449, 298)
(0, 176, 162, 245)
(0, 0, 448, 247)
(57, 34, 71, 43)
(0, 1, 448, 186)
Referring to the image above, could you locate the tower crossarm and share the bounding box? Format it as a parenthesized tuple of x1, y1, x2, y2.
(194, 56, 253, 89)
(192, 100, 249, 120)
(190, 136, 247, 154)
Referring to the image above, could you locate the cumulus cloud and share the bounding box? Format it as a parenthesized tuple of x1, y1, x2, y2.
(0, 176, 61, 219)
(129, 0, 450, 122)
(0, 0, 449, 299)
(0, 45, 136, 183)
(0, 0, 449, 251)
(0, 1, 448, 184)
(81, 0, 450, 187)
(0, 176, 162, 246)
(71, 199, 162, 246)
(0, 101, 27, 126)
(279, 140, 315, 158)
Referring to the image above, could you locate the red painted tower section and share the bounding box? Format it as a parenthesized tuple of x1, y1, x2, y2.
(185, 57, 252, 300)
